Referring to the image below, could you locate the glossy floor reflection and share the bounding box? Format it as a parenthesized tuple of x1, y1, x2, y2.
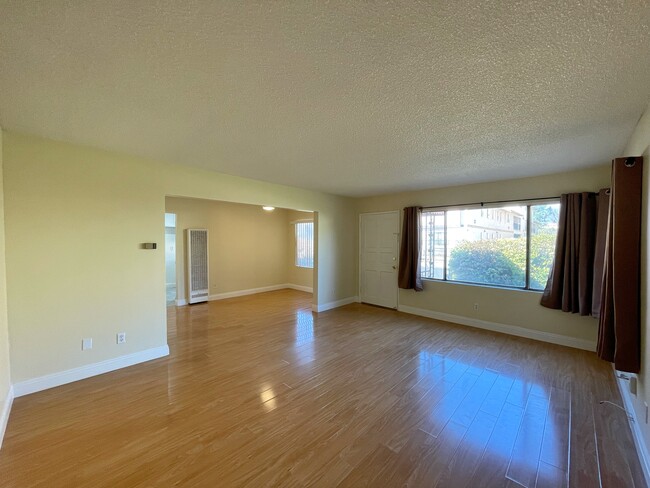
(294, 309, 315, 345)
(0, 290, 643, 487)
(166, 284, 176, 306)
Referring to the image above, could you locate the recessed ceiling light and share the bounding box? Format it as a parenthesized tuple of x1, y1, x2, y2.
(262, 206, 275, 211)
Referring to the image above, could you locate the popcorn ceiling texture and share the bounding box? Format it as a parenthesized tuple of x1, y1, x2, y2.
(0, 1, 649, 196)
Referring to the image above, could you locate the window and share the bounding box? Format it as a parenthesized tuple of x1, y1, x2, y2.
(420, 202, 560, 290)
(295, 221, 314, 268)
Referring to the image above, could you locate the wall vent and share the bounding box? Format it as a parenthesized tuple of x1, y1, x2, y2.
(186, 229, 209, 304)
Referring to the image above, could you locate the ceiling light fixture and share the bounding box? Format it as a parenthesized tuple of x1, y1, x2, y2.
(262, 206, 275, 211)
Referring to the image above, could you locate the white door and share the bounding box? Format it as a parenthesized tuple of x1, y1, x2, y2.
(360, 211, 400, 308)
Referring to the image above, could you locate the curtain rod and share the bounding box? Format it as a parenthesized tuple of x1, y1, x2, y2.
(421, 195, 561, 211)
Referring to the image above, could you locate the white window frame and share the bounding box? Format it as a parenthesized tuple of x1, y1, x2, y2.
(294, 220, 314, 269)
(420, 199, 560, 291)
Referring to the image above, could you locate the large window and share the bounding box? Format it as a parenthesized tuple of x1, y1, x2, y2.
(420, 202, 560, 290)
(295, 221, 314, 268)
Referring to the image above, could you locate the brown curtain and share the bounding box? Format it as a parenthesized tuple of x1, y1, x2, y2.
(398, 206, 423, 291)
(540, 192, 599, 314)
(591, 188, 610, 317)
(597, 157, 643, 373)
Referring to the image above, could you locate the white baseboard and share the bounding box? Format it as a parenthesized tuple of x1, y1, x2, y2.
(174, 284, 313, 306)
(208, 284, 289, 301)
(615, 371, 650, 486)
(13, 345, 170, 398)
(208, 284, 313, 301)
(397, 305, 596, 351)
(0, 385, 14, 449)
(312, 296, 359, 313)
(286, 283, 313, 293)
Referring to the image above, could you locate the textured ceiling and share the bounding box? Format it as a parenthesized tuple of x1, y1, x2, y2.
(1, 1, 649, 197)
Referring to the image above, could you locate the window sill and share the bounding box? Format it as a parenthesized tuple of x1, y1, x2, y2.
(420, 277, 544, 294)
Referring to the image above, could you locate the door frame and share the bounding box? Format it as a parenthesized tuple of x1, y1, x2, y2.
(358, 210, 400, 309)
(164, 212, 178, 306)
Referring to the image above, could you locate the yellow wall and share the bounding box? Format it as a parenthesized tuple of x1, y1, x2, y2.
(287, 210, 314, 290)
(165, 197, 291, 299)
(356, 165, 612, 346)
(3, 131, 356, 383)
(4, 133, 168, 383)
(621, 104, 650, 456)
(0, 129, 12, 430)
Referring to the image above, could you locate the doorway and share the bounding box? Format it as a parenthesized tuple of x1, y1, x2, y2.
(359, 211, 399, 309)
(165, 213, 177, 306)
(164, 198, 317, 308)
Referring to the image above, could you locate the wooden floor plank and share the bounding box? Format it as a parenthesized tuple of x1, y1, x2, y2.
(0, 290, 643, 487)
(435, 410, 499, 488)
(467, 401, 526, 487)
(364, 429, 437, 487)
(337, 444, 396, 488)
(594, 400, 646, 487)
(403, 421, 468, 486)
(569, 388, 602, 488)
(418, 369, 481, 437)
(506, 390, 551, 487)
(536, 461, 567, 488)
(449, 368, 499, 428)
(539, 387, 571, 479)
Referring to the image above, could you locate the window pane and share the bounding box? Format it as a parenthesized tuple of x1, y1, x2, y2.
(529, 203, 560, 290)
(295, 222, 314, 268)
(420, 211, 445, 279)
(446, 206, 527, 288)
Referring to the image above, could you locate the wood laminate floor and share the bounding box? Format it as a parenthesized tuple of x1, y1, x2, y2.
(0, 290, 645, 487)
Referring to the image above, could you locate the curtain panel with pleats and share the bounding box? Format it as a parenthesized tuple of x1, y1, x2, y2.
(398, 206, 423, 291)
(540, 157, 643, 373)
(597, 157, 643, 373)
(540, 192, 604, 315)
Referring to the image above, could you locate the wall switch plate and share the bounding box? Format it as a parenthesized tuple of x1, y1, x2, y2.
(82, 338, 92, 350)
(117, 332, 126, 344)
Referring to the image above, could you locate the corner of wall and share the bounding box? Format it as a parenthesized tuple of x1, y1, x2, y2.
(0, 385, 13, 449)
(620, 101, 650, 482)
(0, 127, 14, 449)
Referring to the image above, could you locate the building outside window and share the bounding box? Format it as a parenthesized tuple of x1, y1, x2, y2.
(295, 221, 314, 268)
(420, 202, 560, 290)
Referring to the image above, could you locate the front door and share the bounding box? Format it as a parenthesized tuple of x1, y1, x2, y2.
(360, 211, 399, 308)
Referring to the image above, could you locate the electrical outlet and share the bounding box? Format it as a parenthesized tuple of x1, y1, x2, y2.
(630, 376, 638, 395)
(82, 338, 93, 350)
(473, 303, 479, 311)
(117, 332, 126, 344)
